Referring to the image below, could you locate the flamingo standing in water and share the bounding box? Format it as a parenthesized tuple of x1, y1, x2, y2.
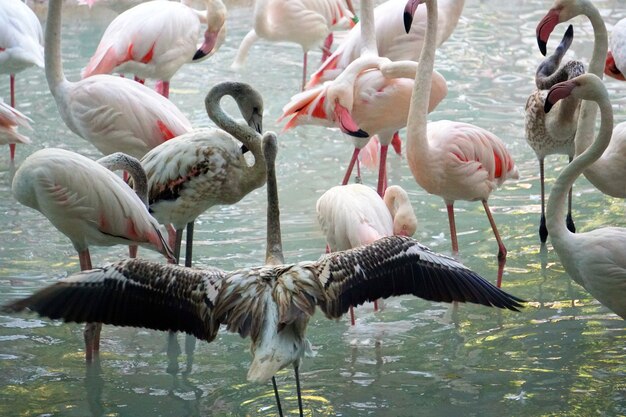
(403, 0, 518, 287)
(605, 18, 626, 81)
(11, 148, 174, 361)
(537, 0, 626, 198)
(4, 140, 525, 415)
(45, 0, 192, 159)
(281, 0, 447, 195)
(0, 100, 32, 149)
(231, 0, 358, 89)
(306, 0, 464, 88)
(544, 73, 626, 319)
(0, 0, 44, 160)
(317, 183, 417, 324)
(82, 0, 227, 98)
(525, 25, 584, 242)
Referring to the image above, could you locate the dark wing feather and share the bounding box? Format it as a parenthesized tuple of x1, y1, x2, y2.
(2, 259, 227, 342)
(313, 236, 525, 318)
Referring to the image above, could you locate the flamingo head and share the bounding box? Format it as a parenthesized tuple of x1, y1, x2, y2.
(536, 0, 589, 56)
(328, 85, 369, 138)
(604, 51, 626, 81)
(193, 2, 227, 61)
(403, 0, 426, 34)
(545, 73, 606, 113)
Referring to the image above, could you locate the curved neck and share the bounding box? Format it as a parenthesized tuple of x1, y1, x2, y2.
(97, 153, 149, 207)
(253, 0, 271, 36)
(573, 3, 608, 155)
(437, 0, 465, 43)
(360, 0, 377, 56)
(547, 93, 613, 238)
(205, 82, 263, 158)
(263, 133, 283, 266)
(45, 0, 67, 94)
(406, 0, 438, 159)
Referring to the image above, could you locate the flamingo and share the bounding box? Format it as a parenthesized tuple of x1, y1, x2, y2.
(0, 100, 32, 149)
(281, 0, 448, 195)
(306, 0, 464, 88)
(525, 24, 584, 243)
(544, 73, 626, 319)
(2, 231, 525, 415)
(139, 81, 268, 266)
(231, 0, 358, 89)
(537, 0, 626, 198)
(403, 0, 519, 288)
(316, 183, 417, 324)
(0, 0, 44, 160)
(81, 0, 227, 98)
(11, 148, 174, 361)
(605, 18, 626, 81)
(45, 0, 192, 160)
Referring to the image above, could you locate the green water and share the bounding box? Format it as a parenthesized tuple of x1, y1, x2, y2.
(0, 0, 624, 416)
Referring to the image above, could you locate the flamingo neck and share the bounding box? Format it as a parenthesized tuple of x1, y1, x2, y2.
(263, 134, 284, 266)
(97, 153, 149, 208)
(547, 92, 613, 240)
(406, 0, 438, 163)
(359, 0, 377, 56)
(573, 2, 608, 156)
(253, 0, 272, 37)
(206, 0, 226, 28)
(436, 0, 465, 44)
(45, 0, 68, 95)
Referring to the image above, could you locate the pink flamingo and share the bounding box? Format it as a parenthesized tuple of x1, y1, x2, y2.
(544, 73, 626, 319)
(81, 0, 227, 98)
(306, 0, 464, 88)
(11, 148, 174, 361)
(231, 0, 357, 89)
(0, 0, 43, 160)
(404, 0, 518, 287)
(0, 100, 32, 150)
(317, 183, 417, 324)
(45, 0, 192, 160)
(605, 18, 626, 81)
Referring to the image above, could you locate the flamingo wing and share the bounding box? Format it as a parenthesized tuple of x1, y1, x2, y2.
(0, 0, 44, 73)
(0, 100, 32, 145)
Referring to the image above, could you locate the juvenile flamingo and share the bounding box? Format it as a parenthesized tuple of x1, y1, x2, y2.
(231, 0, 357, 89)
(11, 148, 174, 361)
(404, 0, 518, 287)
(537, 0, 626, 198)
(317, 183, 417, 324)
(544, 73, 626, 319)
(525, 25, 584, 242)
(45, 0, 192, 159)
(0, 0, 43, 160)
(82, 0, 227, 98)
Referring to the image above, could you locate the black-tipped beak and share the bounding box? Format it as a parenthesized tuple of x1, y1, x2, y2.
(537, 39, 547, 56)
(544, 99, 554, 113)
(403, 0, 419, 33)
(249, 112, 263, 134)
(347, 128, 369, 138)
(403, 11, 413, 34)
(193, 49, 207, 61)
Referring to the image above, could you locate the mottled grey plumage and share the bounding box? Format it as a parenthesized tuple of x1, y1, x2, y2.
(3, 235, 524, 381)
(524, 24, 584, 243)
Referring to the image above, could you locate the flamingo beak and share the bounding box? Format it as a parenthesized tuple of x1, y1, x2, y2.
(544, 79, 576, 113)
(536, 8, 560, 56)
(403, 0, 422, 34)
(334, 102, 368, 138)
(193, 30, 219, 61)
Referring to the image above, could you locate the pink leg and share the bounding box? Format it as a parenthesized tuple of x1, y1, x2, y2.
(349, 305, 355, 326)
(9, 74, 16, 161)
(129, 245, 138, 258)
(321, 33, 333, 62)
(342, 148, 361, 185)
(302, 52, 308, 91)
(376, 144, 389, 197)
(446, 203, 459, 255)
(482, 200, 507, 288)
(78, 249, 100, 362)
(155, 80, 170, 98)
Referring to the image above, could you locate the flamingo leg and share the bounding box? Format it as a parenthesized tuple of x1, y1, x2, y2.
(156, 80, 170, 99)
(321, 33, 333, 62)
(9, 74, 16, 161)
(446, 203, 459, 255)
(294, 365, 304, 417)
(128, 245, 138, 258)
(78, 249, 100, 362)
(342, 148, 360, 185)
(184, 221, 194, 268)
(183, 221, 197, 370)
(349, 306, 355, 326)
(271, 376, 284, 417)
(539, 158, 548, 243)
(482, 200, 507, 288)
(566, 155, 576, 234)
(301, 52, 308, 91)
(376, 144, 389, 197)
(166, 227, 184, 373)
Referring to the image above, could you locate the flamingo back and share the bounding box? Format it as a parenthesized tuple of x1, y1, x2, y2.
(0, 0, 44, 74)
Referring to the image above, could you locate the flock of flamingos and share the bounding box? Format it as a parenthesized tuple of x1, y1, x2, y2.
(1, 0, 625, 415)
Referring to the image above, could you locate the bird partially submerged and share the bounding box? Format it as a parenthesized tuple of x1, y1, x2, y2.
(3, 235, 524, 382)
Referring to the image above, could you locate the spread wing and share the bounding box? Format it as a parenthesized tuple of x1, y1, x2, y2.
(313, 235, 525, 318)
(2, 259, 227, 342)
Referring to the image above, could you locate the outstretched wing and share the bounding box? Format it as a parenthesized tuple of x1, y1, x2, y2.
(313, 235, 525, 318)
(2, 259, 227, 342)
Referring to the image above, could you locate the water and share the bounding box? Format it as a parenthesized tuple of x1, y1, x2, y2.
(1, 0, 625, 416)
